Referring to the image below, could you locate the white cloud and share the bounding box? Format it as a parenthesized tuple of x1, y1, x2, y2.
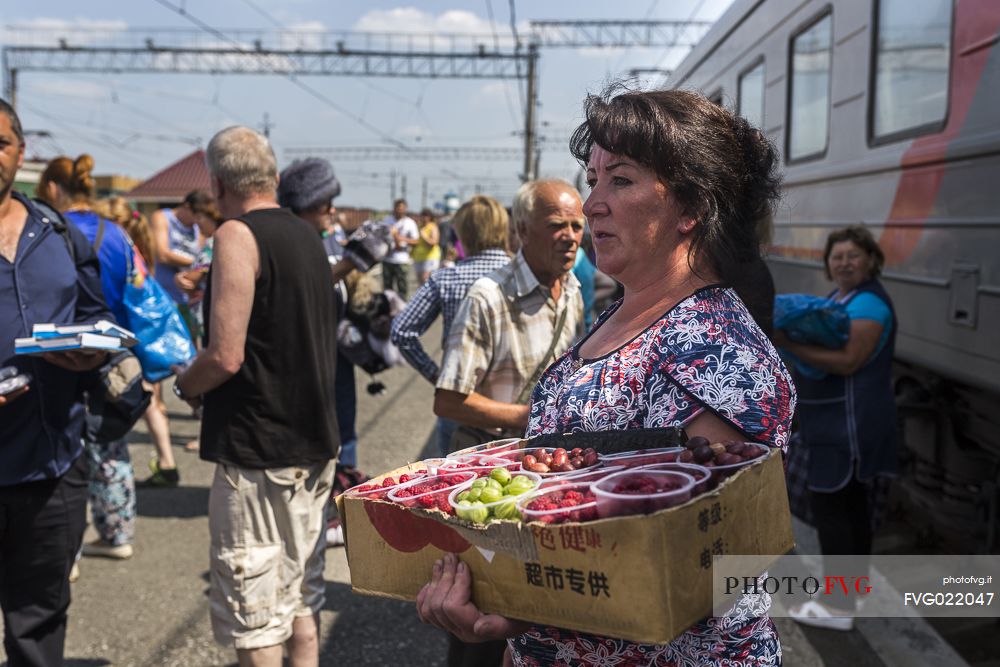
(352, 7, 517, 51)
(278, 21, 328, 50)
(3, 18, 128, 47)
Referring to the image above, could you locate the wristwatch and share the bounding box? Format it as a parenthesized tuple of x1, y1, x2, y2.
(173, 380, 193, 401)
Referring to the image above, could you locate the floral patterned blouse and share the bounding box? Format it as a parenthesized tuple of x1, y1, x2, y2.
(511, 286, 796, 667)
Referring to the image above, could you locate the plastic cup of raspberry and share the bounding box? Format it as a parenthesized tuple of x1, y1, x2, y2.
(343, 470, 431, 501)
(634, 462, 712, 495)
(541, 464, 625, 488)
(517, 481, 599, 524)
(600, 447, 685, 468)
(387, 471, 477, 513)
(592, 470, 696, 518)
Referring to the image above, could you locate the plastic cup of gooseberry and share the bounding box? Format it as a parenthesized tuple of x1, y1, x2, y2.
(447, 471, 542, 524)
(704, 443, 770, 487)
(494, 447, 602, 477)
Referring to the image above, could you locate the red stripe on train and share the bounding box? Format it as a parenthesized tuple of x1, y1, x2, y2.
(879, 0, 1000, 265)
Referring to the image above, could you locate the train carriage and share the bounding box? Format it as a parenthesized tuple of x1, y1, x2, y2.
(667, 0, 1000, 549)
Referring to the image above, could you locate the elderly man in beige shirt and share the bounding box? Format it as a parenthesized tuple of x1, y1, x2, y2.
(435, 179, 585, 451)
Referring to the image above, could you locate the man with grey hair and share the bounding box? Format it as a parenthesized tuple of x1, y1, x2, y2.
(434, 180, 585, 443)
(173, 126, 339, 667)
(432, 179, 585, 664)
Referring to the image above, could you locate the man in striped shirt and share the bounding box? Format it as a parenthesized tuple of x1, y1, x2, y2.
(390, 195, 511, 455)
(434, 180, 585, 452)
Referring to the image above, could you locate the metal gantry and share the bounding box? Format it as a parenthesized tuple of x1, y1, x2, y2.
(2, 19, 710, 182)
(285, 145, 526, 161)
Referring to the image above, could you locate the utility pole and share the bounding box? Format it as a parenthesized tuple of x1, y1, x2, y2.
(260, 112, 274, 138)
(421, 176, 428, 210)
(390, 169, 397, 202)
(401, 174, 407, 201)
(522, 44, 539, 182)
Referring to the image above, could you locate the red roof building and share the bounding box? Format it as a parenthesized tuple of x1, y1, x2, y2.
(126, 149, 210, 205)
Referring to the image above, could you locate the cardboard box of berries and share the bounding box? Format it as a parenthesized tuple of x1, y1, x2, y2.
(337, 429, 794, 645)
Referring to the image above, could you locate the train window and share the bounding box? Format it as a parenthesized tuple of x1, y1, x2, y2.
(787, 13, 833, 162)
(738, 61, 765, 128)
(871, 0, 952, 142)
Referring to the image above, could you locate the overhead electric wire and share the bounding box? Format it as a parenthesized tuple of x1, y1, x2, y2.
(20, 102, 165, 172)
(507, 0, 526, 114)
(654, 0, 709, 80)
(150, 0, 411, 151)
(486, 0, 521, 129)
(236, 0, 285, 30)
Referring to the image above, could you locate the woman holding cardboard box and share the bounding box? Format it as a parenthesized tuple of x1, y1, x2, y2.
(417, 86, 797, 666)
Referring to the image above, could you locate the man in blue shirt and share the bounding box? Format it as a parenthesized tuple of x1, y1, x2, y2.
(0, 99, 112, 667)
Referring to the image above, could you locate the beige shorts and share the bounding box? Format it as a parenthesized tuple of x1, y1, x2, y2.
(208, 460, 335, 650)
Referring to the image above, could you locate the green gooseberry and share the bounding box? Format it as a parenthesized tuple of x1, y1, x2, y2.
(492, 499, 521, 521)
(489, 467, 512, 485)
(457, 501, 489, 524)
(479, 486, 503, 503)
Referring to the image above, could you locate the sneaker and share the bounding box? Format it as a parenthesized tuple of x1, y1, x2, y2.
(82, 539, 134, 560)
(326, 517, 345, 548)
(69, 562, 80, 583)
(788, 600, 855, 631)
(139, 459, 180, 488)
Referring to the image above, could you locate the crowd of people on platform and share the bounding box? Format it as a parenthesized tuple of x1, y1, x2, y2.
(0, 81, 900, 667)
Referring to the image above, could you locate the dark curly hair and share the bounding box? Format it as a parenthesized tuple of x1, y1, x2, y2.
(822, 225, 885, 281)
(570, 84, 781, 284)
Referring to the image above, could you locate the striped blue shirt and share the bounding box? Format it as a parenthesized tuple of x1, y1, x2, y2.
(390, 249, 510, 383)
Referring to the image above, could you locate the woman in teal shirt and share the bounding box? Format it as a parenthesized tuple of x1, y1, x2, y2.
(775, 225, 897, 631)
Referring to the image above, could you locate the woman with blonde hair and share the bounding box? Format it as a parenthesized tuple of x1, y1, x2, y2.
(95, 194, 189, 469)
(390, 194, 512, 455)
(94, 196, 158, 272)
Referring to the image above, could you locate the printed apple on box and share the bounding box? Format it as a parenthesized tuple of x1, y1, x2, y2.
(337, 440, 794, 646)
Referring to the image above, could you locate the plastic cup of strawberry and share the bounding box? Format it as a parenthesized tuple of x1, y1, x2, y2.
(518, 482, 598, 524)
(593, 470, 696, 518)
(387, 471, 477, 513)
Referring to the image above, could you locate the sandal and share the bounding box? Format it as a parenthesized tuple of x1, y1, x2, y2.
(788, 600, 855, 631)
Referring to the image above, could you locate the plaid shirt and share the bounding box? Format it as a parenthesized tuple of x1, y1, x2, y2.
(437, 251, 584, 405)
(390, 249, 511, 383)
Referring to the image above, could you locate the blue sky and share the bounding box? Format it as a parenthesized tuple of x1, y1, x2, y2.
(2, 0, 734, 209)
